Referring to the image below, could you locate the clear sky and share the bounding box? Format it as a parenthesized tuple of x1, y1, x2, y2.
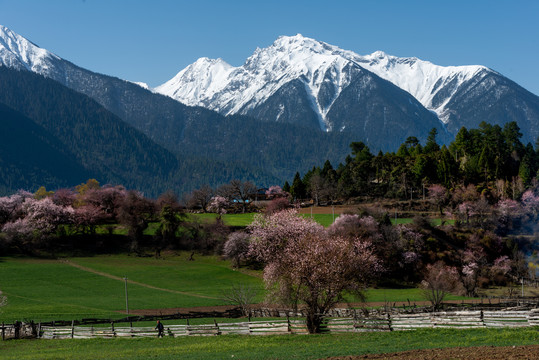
(1, 0, 538, 95)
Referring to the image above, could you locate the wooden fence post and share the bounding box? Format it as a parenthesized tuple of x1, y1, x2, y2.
(111, 321, 115, 337)
(387, 313, 393, 331)
(287, 313, 291, 333)
(480, 310, 484, 327)
(14, 321, 20, 339)
(214, 319, 220, 335)
(71, 320, 75, 339)
(1, 322, 4, 340)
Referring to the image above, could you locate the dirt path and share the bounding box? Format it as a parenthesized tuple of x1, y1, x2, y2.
(60, 260, 219, 300)
(325, 345, 539, 359)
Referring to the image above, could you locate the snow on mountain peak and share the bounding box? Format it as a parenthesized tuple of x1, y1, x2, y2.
(352, 50, 489, 122)
(155, 57, 233, 105)
(0, 25, 60, 75)
(156, 34, 494, 128)
(157, 34, 361, 130)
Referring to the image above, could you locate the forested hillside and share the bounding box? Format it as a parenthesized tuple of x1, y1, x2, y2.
(0, 67, 179, 195)
(0, 103, 90, 194)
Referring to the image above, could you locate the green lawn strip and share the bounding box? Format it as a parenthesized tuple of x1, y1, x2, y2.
(365, 288, 470, 303)
(69, 254, 264, 301)
(300, 213, 336, 227)
(0, 258, 127, 322)
(300, 214, 453, 227)
(1, 327, 538, 360)
(188, 213, 255, 227)
(96, 214, 452, 234)
(0, 256, 263, 322)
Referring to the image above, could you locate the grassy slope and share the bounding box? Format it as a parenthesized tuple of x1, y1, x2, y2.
(0, 255, 263, 322)
(1, 328, 538, 360)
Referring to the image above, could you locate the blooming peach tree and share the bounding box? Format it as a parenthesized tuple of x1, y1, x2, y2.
(248, 209, 382, 333)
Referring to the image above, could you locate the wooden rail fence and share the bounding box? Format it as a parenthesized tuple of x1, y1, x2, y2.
(3, 309, 539, 340)
(37, 319, 308, 339)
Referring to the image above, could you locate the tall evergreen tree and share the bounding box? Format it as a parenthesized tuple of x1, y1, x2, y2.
(290, 172, 306, 200)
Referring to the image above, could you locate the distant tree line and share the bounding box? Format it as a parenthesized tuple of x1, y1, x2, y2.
(285, 122, 539, 203)
(0, 179, 230, 257)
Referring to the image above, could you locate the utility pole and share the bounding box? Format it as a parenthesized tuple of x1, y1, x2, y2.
(124, 276, 129, 315)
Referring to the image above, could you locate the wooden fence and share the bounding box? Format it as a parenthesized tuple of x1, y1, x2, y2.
(325, 309, 539, 332)
(4, 309, 539, 339)
(37, 319, 308, 339)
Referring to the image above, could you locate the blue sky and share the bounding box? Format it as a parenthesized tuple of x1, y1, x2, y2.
(1, 0, 538, 95)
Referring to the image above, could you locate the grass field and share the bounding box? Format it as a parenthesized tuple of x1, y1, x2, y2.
(188, 213, 256, 227)
(190, 212, 452, 228)
(0, 254, 475, 323)
(93, 209, 452, 236)
(1, 327, 538, 360)
(0, 254, 264, 322)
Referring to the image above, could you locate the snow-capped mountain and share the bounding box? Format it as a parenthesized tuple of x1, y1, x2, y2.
(155, 34, 452, 146)
(0, 24, 63, 76)
(155, 34, 485, 127)
(339, 49, 489, 125)
(2, 24, 539, 157)
(0, 24, 223, 157)
(156, 34, 539, 143)
(157, 37, 362, 131)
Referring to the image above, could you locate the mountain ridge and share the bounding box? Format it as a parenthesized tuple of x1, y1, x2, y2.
(3, 25, 539, 195)
(155, 34, 491, 127)
(155, 34, 539, 145)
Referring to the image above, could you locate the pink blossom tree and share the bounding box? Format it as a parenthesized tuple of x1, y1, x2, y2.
(248, 210, 382, 333)
(421, 261, 461, 310)
(264, 197, 291, 215)
(0, 190, 32, 225)
(265, 185, 286, 199)
(52, 188, 77, 207)
(489, 255, 513, 285)
(208, 196, 229, 217)
(72, 205, 106, 235)
(1, 218, 35, 251)
(521, 189, 539, 220)
(22, 197, 74, 237)
(83, 186, 127, 218)
(223, 231, 251, 267)
(117, 191, 156, 253)
(327, 214, 360, 237)
(495, 198, 522, 234)
(428, 184, 448, 216)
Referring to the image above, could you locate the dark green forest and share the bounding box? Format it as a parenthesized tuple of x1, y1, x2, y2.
(287, 123, 539, 201)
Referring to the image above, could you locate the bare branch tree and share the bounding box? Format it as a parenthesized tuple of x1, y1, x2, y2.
(221, 283, 258, 317)
(420, 261, 461, 310)
(218, 180, 256, 213)
(186, 185, 214, 213)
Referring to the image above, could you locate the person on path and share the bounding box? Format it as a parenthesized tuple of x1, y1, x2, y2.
(155, 320, 164, 338)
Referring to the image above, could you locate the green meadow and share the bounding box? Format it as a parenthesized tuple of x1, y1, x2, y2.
(0, 254, 472, 324)
(1, 327, 538, 360)
(0, 254, 263, 322)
